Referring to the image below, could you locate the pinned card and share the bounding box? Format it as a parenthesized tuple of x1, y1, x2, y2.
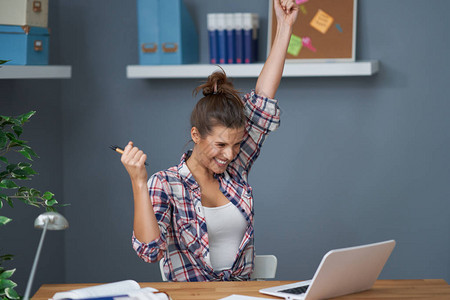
(300, 5, 307, 15)
(310, 9, 334, 34)
(295, 0, 309, 4)
(287, 34, 302, 56)
(302, 36, 316, 52)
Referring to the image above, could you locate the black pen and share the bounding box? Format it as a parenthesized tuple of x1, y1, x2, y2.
(109, 145, 148, 166)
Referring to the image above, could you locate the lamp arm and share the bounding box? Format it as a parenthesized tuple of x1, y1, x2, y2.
(23, 219, 49, 300)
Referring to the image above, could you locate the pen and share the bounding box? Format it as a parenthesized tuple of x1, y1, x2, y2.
(109, 145, 149, 166)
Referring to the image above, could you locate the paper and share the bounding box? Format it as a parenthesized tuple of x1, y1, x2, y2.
(288, 34, 302, 56)
(295, 0, 309, 4)
(300, 5, 307, 15)
(219, 295, 271, 300)
(310, 9, 334, 34)
(52, 280, 141, 299)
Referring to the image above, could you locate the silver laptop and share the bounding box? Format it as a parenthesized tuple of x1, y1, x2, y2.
(259, 240, 395, 300)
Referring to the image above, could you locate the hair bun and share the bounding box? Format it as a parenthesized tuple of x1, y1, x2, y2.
(194, 68, 233, 97)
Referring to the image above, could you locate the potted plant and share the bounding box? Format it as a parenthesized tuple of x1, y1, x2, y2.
(1, 104, 62, 298)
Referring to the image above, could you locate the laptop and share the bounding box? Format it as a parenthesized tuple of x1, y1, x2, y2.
(259, 240, 396, 300)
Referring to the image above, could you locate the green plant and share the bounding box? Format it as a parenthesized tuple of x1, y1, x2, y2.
(0, 110, 61, 300)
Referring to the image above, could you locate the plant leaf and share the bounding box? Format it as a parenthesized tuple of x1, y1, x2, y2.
(0, 216, 12, 226)
(11, 126, 22, 138)
(5, 287, 19, 300)
(5, 287, 20, 300)
(42, 191, 54, 200)
(0, 269, 15, 280)
(45, 199, 58, 207)
(0, 180, 18, 189)
(18, 149, 32, 160)
(0, 279, 17, 289)
(0, 132, 7, 150)
(18, 111, 36, 124)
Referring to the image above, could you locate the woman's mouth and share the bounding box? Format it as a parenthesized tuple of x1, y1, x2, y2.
(214, 158, 228, 167)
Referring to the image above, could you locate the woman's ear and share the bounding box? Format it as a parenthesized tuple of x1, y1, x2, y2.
(191, 127, 200, 144)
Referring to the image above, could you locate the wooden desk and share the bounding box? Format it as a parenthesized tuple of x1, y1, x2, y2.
(32, 279, 450, 300)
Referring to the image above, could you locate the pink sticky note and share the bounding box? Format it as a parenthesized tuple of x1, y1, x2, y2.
(302, 37, 317, 52)
(296, 0, 309, 4)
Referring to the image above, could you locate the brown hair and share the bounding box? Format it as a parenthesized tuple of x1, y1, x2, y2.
(191, 69, 245, 138)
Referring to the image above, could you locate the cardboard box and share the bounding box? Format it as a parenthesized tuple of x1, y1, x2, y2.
(0, 0, 49, 27)
(0, 25, 49, 65)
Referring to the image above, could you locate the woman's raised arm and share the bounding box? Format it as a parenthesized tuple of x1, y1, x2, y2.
(255, 0, 299, 99)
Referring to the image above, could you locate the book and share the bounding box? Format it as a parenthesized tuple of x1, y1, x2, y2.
(225, 13, 235, 64)
(207, 13, 218, 64)
(251, 13, 259, 62)
(234, 13, 244, 64)
(216, 13, 227, 64)
(242, 13, 253, 63)
(51, 280, 170, 300)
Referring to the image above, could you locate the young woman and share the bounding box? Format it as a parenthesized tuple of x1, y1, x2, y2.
(121, 0, 299, 281)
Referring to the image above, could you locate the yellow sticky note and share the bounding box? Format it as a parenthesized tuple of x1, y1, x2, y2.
(287, 34, 302, 56)
(310, 9, 334, 34)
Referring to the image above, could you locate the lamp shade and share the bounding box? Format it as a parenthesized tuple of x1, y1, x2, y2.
(34, 212, 69, 230)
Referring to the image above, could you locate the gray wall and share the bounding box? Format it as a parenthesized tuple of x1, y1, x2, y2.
(1, 0, 449, 296)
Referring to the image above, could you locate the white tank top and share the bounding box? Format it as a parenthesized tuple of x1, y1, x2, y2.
(203, 202, 248, 271)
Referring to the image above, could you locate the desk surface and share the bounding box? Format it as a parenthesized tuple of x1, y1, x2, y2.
(32, 279, 450, 300)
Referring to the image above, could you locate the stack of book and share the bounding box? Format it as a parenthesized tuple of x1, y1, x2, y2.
(207, 13, 259, 65)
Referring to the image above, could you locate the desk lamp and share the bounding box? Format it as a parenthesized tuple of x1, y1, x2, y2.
(23, 212, 69, 300)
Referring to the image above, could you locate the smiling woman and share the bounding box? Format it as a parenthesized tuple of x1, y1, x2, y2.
(120, 0, 299, 282)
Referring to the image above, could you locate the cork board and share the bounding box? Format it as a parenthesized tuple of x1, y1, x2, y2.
(268, 0, 357, 61)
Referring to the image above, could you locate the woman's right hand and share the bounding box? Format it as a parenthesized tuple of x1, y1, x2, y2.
(121, 141, 148, 184)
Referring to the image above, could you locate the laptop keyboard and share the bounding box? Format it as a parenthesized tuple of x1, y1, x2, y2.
(279, 285, 310, 295)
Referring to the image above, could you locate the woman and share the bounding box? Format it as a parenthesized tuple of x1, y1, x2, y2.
(121, 0, 298, 281)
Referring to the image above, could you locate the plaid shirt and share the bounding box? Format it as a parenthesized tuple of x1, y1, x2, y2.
(132, 90, 280, 281)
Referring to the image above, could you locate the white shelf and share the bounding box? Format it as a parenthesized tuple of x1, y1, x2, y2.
(0, 65, 72, 79)
(126, 60, 379, 79)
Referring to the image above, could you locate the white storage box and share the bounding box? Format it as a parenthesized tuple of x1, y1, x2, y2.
(0, 0, 49, 28)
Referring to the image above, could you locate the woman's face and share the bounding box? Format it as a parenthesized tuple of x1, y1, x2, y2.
(192, 125, 245, 175)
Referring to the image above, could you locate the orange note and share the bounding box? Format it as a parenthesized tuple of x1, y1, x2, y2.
(310, 9, 334, 34)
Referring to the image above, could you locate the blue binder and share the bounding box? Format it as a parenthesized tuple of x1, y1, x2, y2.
(137, 0, 199, 65)
(0, 25, 49, 65)
(137, 0, 159, 65)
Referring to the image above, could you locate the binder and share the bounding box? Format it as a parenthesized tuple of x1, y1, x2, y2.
(137, 0, 159, 65)
(137, 0, 199, 65)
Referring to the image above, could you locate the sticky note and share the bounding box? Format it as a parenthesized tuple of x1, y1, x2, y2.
(310, 9, 334, 34)
(287, 34, 302, 56)
(300, 5, 307, 15)
(296, 0, 309, 4)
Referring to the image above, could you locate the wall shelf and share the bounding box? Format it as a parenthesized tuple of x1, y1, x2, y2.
(126, 60, 379, 79)
(0, 65, 72, 79)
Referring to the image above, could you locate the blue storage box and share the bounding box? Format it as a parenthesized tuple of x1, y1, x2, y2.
(0, 25, 49, 65)
(137, 0, 198, 65)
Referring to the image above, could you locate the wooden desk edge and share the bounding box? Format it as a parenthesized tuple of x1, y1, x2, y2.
(32, 279, 450, 300)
